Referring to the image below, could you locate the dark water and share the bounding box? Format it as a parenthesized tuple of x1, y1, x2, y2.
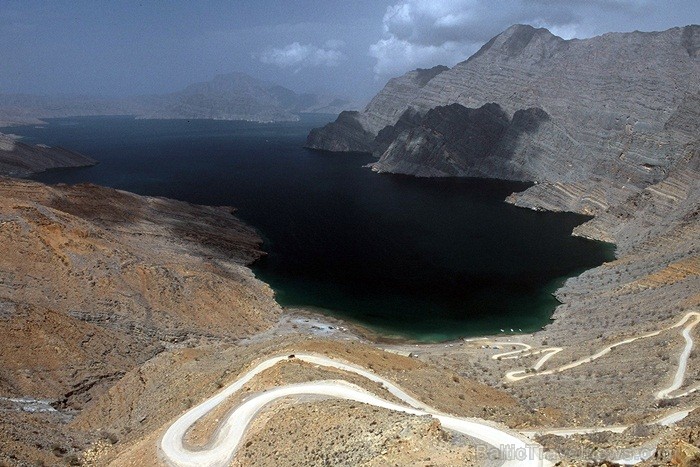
(8, 115, 614, 341)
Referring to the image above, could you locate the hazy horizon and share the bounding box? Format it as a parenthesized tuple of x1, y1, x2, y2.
(1, 0, 698, 102)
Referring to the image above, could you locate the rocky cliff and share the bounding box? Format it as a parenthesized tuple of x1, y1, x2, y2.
(308, 24, 700, 216)
(305, 110, 376, 152)
(0, 133, 96, 177)
(305, 66, 447, 152)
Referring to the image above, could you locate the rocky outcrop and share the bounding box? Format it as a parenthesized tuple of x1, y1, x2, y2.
(372, 107, 423, 156)
(305, 111, 376, 152)
(672, 441, 700, 466)
(0, 133, 96, 177)
(306, 66, 448, 150)
(359, 65, 449, 134)
(309, 24, 700, 216)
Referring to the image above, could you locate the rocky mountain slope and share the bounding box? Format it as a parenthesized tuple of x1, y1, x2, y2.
(0, 177, 281, 465)
(308, 24, 700, 216)
(371, 102, 550, 179)
(0, 72, 355, 125)
(0, 133, 96, 177)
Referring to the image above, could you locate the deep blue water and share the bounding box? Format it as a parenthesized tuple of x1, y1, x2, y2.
(7, 115, 614, 341)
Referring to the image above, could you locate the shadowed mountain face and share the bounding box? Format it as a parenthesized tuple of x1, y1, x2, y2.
(0, 73, 355, 125)
(307, 24, 700, 215)
(370, 103, 550, 178)
(306, 65, 450, 152)
(305, 110, 377, 152)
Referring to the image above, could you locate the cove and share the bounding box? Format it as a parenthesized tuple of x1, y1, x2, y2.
(11, 115, 615, 342)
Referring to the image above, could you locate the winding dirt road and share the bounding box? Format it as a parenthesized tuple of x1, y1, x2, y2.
(160, 353, 551, 467)
(655, 312, 700, 399)
(491, 311, 699, 465)
(492, 311, 699, 399)
(159, 311, 698, 466)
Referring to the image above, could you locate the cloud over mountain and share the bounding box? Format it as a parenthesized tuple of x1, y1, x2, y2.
(259, 41, 346, 70)
(369, 0, 655, 78)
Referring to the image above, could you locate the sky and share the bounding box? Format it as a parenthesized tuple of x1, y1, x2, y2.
(0, 0, 697, 102)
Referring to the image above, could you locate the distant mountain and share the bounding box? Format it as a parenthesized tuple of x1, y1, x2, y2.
(0, 73, 357, 125)
(0, 94, 141, 126)
(135, 72, 357, 122)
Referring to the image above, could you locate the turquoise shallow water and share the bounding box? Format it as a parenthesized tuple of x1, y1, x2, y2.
(11, 115, 615, 342)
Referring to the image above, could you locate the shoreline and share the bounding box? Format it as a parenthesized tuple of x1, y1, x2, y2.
(281, 306, 520, 347)
(281, 306, 432, 345)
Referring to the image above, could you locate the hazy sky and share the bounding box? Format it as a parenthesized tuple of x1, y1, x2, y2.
(1, 0, 697, 101)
